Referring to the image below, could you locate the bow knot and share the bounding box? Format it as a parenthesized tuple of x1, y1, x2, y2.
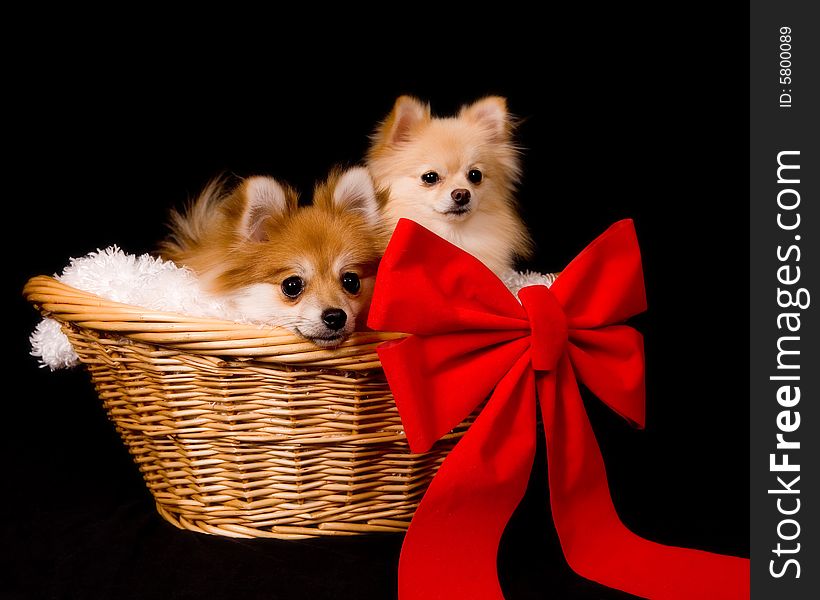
(519, 285, 567, 372)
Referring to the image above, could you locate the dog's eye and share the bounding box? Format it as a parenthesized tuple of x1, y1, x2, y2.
(281, 276, 304, 298)
(341, 272, 361, 294)
(467, 169, 483, 184)
(421, 171, 440, 185)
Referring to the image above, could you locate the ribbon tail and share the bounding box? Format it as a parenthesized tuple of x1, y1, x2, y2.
(539, 358, 750, 600)
(399, 353, 537, 600)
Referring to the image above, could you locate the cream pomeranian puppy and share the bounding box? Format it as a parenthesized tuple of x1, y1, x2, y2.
(159, 167, 386, 346)
(367, 96, 532, 276)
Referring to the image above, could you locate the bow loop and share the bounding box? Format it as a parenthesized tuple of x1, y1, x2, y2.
(551, 220, 647, 329)
(368, 219, 528, 336)
(519, 285, 568, 372)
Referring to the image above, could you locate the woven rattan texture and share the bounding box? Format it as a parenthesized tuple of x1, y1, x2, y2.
(25, 276, 469, 538)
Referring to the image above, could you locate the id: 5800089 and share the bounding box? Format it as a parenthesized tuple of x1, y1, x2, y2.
(779, 26, 792, 108)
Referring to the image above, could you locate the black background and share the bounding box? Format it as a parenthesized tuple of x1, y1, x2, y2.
(5, 14, 747, 600)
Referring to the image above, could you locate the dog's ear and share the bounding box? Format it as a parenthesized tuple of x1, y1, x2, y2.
(372, 96, 430, 148)
(236, 176, 298, 242)
(327, 167, 381, 227)
(459, 96, 511, 141)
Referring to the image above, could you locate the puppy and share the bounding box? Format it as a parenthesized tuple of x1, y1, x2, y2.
(159, 167, 386, 346)
(367, 96, 532, 276)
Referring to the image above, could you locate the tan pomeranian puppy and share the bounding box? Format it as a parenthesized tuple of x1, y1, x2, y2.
(159, 167, 386, 346)
(367, 96, 532, 276)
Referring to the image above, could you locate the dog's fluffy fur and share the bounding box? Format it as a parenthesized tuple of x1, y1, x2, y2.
(159, 167, 386, 346)
(367, 96, 532, 276)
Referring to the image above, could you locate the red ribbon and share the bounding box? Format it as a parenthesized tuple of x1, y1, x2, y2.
(368, 219, 749, 599)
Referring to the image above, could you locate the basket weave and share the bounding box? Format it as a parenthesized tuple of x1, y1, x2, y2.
(24, 275, 471, 539)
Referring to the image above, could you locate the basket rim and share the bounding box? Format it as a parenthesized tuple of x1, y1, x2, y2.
(24, 275, 404, 370)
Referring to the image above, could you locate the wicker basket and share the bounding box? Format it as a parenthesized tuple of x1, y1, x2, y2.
(24, 275, 471, 539)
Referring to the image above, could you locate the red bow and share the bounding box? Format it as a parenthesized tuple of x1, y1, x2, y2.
(368, 219, 749, 599)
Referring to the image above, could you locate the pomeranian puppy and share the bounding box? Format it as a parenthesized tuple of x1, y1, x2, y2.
(367, 96, 532, 276)
(159, 167, 386, 347)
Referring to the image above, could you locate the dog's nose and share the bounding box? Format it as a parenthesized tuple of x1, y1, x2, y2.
(322, 308, 347, 331)
(451, 188, 471, 206)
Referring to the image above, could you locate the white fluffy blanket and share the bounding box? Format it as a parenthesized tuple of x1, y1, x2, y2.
(30, 247, 238, 370)
(30, 247, 555, 370)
